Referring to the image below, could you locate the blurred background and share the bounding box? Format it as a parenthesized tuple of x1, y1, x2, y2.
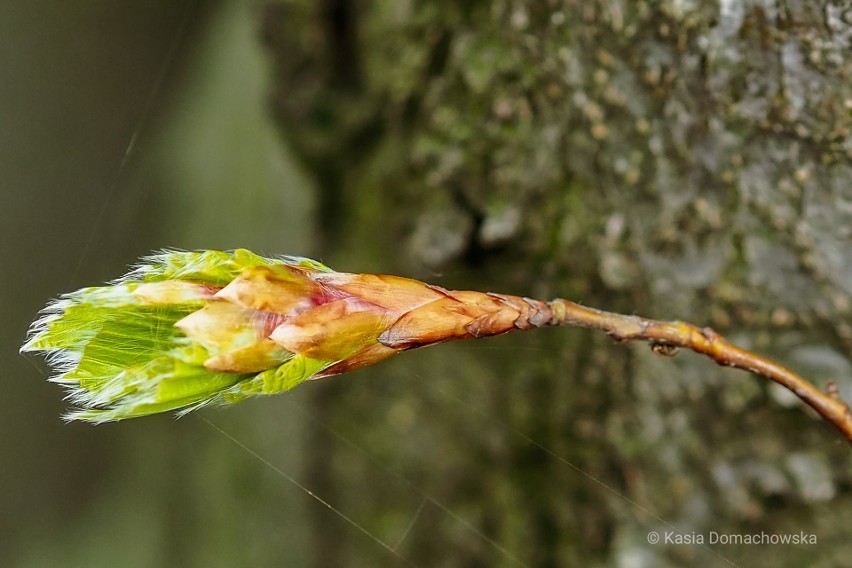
(2, 1, 851, 567)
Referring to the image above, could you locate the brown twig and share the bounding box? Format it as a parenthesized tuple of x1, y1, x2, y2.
(375, 285, 852, 444)
(541, 298, 852, 445)
(383, 287, 852, 444)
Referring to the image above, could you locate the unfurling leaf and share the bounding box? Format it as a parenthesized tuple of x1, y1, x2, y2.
(21, 249, 546, 422)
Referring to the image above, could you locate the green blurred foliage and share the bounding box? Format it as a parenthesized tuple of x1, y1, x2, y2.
(3, 2, 316, 567)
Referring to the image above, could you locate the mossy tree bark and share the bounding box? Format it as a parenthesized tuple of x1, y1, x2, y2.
(261, 1, 852, 565)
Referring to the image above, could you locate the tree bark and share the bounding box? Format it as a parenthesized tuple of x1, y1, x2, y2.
(261, 1, 852, 565)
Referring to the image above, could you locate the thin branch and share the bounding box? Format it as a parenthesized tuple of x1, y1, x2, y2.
(545, 298, 852, 444)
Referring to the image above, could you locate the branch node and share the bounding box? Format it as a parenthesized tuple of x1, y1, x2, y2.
(826, 380, 839, 400)
(650, 342, 679, 357)
(701, 327, 720, 341)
